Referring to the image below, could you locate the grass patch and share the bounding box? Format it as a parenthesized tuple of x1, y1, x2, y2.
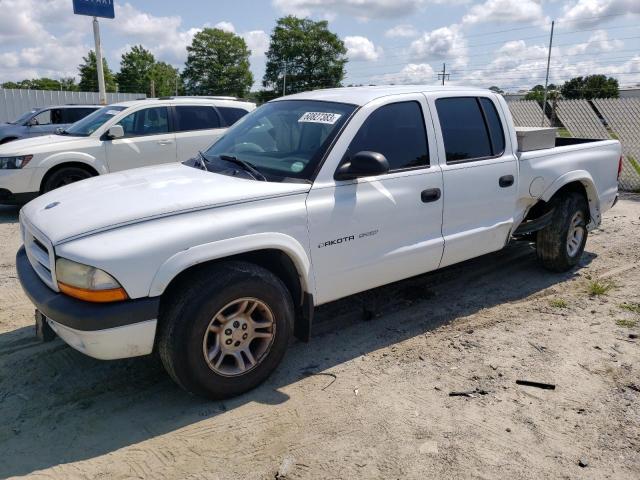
(620, 303, 640, 315)
(616, 318, 638, 328)
(549, 298, 568, 308)
(586, 279, 615, 296)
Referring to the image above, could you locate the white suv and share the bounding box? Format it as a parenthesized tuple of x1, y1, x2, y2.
(0, 97, 255, 204)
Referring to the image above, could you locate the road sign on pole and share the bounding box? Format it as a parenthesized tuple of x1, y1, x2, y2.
(73, 1, 115, 105)
(72, 0, 115, 19)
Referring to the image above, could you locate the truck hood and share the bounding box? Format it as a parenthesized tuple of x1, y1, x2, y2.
(21, 163, 311, 244)
(0, 134, 96, 155)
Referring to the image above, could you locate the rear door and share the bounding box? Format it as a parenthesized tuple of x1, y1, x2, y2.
(430, 94, 517, 268)
(104, 106, 177, 172)
(172, 105, 226, 161)
(307, 95, 444, 304)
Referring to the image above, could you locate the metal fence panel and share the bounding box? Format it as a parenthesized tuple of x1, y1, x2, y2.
(505, 100, 550, 127)
(0, 88, 145, 123)
(592, 98, 640, 191)
(554, 99, 610, 139)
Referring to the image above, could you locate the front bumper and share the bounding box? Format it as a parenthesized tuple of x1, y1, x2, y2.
(0, 168, 39, 204)
(0, 188, 38, 205)
(16, 246, 160, 360)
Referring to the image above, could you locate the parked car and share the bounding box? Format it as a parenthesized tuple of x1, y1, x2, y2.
(16, 86, 621, 399)
(0, 105, 100, 145)
(0, 97, 255, 204)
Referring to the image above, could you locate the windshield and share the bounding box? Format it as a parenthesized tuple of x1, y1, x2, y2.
(10, 109, 38, 125)
(64, 106, 126, 136)
(203, 100, 356, 182)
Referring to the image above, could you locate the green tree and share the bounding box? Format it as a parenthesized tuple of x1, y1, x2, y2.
(561, 75, 619, 100)
(117, 45, 156, 94)
(78, 50, 117, 92)
(59, 77, 79, 91)
(263, 16, 347, 96)
(524, 84, 558, 102)
(182, 28, 253, 97)
(2, 78, 65, 90)
(149, 61, 183, 96)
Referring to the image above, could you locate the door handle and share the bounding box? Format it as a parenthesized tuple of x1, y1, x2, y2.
(157, 140, 173, 145)
(421, 188, 441, 203)
(499, 175, 514, 188)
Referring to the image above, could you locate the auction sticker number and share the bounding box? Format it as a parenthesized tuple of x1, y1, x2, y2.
(298, 112, 342, 124)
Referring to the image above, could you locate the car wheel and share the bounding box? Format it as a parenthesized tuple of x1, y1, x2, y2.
(536, 192, 589, 272)
(158, 261, 294, 399)
(42, 167, 94, 193)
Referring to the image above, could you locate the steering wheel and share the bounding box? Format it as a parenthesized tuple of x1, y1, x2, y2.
(234, 142, 265, 153)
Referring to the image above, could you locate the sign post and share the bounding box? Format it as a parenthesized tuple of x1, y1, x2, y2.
(72, 1, 115, 105)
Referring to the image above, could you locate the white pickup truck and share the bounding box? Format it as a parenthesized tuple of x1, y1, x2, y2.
(17, 86, 621, 399)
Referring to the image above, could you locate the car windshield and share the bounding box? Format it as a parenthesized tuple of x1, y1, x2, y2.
(202, 100, 356, 182)
(10, 109, 38, 125)
(63, 106, 127, 136)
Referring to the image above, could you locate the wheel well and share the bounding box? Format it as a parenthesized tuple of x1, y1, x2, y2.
(159, 249, 309, 342)
(161, 249, 304, 309)
(40, 162, 99, 193)
(525, 181, 591, 223)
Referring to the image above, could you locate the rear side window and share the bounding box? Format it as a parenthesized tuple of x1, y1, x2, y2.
(436, 97, 505, 162)
(347, 101, 429, 171)
(174, 106, 221, 132)
(218, 107, 249, 126)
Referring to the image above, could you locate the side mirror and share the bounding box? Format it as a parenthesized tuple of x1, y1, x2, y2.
(55, 127, 64, 134)
(334, 151, 390, 181)
(28, 118, 39, 127)
(107, 125, 124, 139)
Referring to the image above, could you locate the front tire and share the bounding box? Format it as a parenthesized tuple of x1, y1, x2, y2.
(157, 261, 294, 399)
(42, 167, 94, 193)
(536, 192, 589, 272)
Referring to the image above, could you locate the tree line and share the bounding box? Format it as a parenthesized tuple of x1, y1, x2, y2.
(0, 16, 346, 101)
(489, 74, 620, 101)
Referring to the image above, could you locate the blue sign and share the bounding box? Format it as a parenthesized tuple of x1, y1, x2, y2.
(72, 0, 115, 19)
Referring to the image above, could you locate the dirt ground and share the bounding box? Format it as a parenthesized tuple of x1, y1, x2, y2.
(0, 195, 639, 480)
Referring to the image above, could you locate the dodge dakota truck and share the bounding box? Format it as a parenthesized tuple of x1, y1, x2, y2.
(16, 86, 621, 399)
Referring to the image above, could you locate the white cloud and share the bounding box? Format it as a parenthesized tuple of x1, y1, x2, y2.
(345, 36, 383, 61)
(410, 25, 467, 67)
(272, 0, 426, 20)
(565, 30, 623, 55)
(462, 0, 548, 26)
(214, 21, 236, 33)
(243, 30, 270, 59)
(385, 24, 419, 38)
(560, 0, 640, 27)
(375, 63, 436, 84)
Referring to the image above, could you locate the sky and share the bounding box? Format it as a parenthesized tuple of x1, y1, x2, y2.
(0, 0, 638, 93)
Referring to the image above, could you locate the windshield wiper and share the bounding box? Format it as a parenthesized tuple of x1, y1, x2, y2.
(219, 154, 267, 181)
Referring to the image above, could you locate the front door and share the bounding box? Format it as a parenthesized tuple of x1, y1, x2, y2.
(104, 106, 177, 172)
(307, 96, 444, 305)
(430, 95, 518, 268)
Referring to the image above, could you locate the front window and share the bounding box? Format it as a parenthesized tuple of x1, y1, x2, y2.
(118, 107, 169, 137)
(10, 109, 37, 125)
(202, 100, 356, 182)
(64, 106, 127, 137)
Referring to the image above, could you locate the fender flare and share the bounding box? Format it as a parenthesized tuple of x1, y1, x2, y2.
(40, 152, 107, 175)
(540, 170, 601, 227)
(148, 232, 314, 298)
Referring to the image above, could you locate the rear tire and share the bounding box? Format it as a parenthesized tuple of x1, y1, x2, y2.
(536, 192, 589, 272)
(157, 261, 294, 399)
(42, 167, 94, 193)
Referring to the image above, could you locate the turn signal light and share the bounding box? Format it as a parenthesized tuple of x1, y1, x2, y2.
(58, 282, 129, 303)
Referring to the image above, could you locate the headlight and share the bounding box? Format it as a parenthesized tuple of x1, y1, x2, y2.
(0, 155, 33, 169)
(56, 257, 128, 303)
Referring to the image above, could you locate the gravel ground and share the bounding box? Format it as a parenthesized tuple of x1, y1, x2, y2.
(0, 195, 638, 480)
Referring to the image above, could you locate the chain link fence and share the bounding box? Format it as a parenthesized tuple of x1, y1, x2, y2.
(507, 98, 640, 191)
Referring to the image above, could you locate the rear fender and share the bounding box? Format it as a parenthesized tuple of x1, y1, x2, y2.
(540, 170, 601, 228)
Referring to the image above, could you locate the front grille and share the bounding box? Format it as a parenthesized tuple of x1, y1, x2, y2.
(21, 216, 58, 291)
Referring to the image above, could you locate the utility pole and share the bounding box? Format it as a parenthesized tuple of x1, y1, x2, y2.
(92, 17, 107, 105)
(175, 76, 179, 96)
(437, 63, 450, 86)
(150, 79, 156, 98)
(282, 61, 287, 96)
(541, 20, 555, 127)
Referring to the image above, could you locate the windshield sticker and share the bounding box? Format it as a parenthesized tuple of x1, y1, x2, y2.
(291, 161, 304, 173)
(298, 112, 342, 125)
(106, 110, 120, 115)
